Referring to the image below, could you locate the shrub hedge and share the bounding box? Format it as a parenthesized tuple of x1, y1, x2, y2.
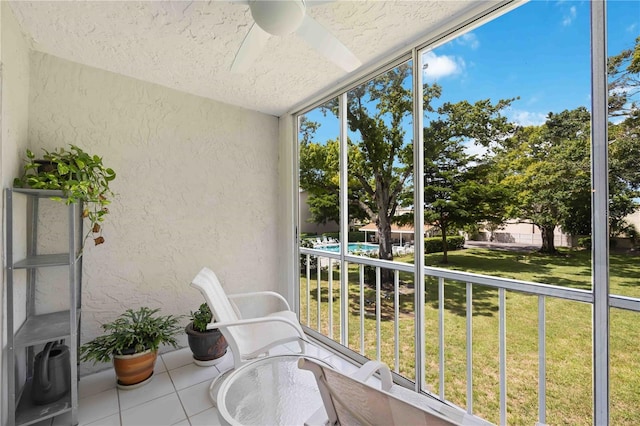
(424, 236, 465, 253)
(578, 237, 592, 249)
(299, 238, 318, 270)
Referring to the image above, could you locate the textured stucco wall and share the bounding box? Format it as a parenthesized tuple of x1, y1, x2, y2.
(1, 1, 31, 422)
(28, 52, 281, 374)
(277, 115, 295, 307)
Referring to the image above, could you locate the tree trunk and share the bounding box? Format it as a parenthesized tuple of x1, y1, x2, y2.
(441, 231, 449, 264)
(377, 217, 394, 283)
(437, 217, 450, 264)
(539, 224, 557, 254)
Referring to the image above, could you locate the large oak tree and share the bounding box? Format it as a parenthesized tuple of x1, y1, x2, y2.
(300, 63, 514, 268)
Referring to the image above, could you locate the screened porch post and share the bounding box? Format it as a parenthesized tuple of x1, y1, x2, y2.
(590, 0, 610, 424)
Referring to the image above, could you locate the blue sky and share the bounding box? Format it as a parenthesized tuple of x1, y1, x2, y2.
(303, 1, 639, 142)
(425, 0, 639, 126)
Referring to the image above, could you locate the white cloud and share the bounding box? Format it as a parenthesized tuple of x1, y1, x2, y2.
(463, 141, 488, 158)
(562, 5, 577, 26)
(456, 32, 479, 50)
(610, 86, 628, 96)
(509, 110, 547, 126)
(525, 95, 540, 106)
(627, 23, 638, 33)
(422, 51, 464, 81)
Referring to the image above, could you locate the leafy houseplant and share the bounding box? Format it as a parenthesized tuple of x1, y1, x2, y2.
(14, 145, 116, 246)
(80, 307, 182, 387)
(191, 303, 214, 333)
(185, 303, 227, 366)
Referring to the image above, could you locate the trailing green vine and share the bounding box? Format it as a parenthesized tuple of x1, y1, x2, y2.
(14, 145, 116, 246)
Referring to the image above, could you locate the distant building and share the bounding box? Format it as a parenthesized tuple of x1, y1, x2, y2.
(474, 220, 572, 247)
(298, 189, 339, 235)
(358, 222, 438, 244)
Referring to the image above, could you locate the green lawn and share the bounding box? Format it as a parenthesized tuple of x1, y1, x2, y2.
(299, 248, 640, 425)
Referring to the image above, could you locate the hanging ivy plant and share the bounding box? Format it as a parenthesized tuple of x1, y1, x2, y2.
(14, 145, 116, 246)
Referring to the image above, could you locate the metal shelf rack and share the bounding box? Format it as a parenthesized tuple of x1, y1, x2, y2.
(4, 188, 82, 426)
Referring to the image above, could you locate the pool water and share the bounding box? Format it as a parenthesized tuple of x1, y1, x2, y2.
(315, 242, 378, 253)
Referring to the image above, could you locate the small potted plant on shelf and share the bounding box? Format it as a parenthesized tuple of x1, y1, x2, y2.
(185, 303, 228, 366)
(13, 144, 116, 246)
(79, 307, 182, 389)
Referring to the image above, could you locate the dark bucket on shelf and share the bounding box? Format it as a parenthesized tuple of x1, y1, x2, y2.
(31, 341, 71, 405)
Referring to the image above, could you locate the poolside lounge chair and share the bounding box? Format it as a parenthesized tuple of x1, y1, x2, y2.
(190, 267, 308, 370)
(392, 245, 406, 256)
(299, 357, 460, 425)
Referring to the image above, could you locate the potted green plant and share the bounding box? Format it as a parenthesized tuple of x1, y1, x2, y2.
(185, 303, 228, 366)
(14, 144, 116, 246)
(79, 307, 182, 389)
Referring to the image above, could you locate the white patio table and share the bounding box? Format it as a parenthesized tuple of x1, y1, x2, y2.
(215, 354, 331, 426)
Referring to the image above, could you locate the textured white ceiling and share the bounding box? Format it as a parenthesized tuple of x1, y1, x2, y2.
(9, 1, 496, 116)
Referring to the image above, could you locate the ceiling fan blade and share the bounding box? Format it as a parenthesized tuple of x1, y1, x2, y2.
(296, 15, 361, 73)
(305, 0, 335, 6)
(231, 23, 271, 73)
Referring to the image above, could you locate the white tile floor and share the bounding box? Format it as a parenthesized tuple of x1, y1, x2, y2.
(36, 341, 358, 426)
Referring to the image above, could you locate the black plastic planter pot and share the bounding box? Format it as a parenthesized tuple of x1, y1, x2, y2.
(185, 323, 228, 367)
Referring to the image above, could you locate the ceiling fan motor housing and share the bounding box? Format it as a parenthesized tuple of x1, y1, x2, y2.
(249, 0, 306, 36)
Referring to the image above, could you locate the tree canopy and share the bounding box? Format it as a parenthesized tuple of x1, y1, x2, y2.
(423, 98, 514, 262)
(300, 64, 416, 277)
(299, 37, 640, 258)
(495, 108, 592, 253)
(300, 63, 514, 266)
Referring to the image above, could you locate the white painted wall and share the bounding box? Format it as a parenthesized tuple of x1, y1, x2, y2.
(26, 52, 281, 374)
(476, 220, 571, 247)
(277, 115, 295, 308)
(624, 209, 640, 233)
(1, 2, 31, 423)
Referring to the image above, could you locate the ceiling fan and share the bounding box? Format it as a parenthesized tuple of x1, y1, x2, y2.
(231, 0, 362, 73)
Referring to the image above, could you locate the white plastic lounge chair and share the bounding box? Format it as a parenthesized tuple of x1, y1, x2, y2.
(190, 267, 308, 370)
(299, 357, 483, 426)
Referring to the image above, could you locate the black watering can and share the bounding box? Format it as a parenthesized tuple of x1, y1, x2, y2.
(31, 341, 71, 405)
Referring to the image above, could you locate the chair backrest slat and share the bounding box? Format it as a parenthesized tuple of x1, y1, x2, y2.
(191, 267, 240, 323)
(300, 357, 455, 426)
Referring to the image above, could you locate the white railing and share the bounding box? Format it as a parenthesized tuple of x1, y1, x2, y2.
(298, 246, 640, 425)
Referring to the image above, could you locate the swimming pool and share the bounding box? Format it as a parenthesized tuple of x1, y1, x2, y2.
(315, 242, 379, 254)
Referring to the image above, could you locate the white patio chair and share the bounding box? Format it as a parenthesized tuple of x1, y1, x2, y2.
(299, 357, 484, 426)
(190, 267, 308, 370)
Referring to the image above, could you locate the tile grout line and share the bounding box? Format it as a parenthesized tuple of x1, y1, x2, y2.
(117, 371, 182, 423)
(162, 353, 193, 426)
(79, 344, 335, 426)
(116, 385, 123, 426)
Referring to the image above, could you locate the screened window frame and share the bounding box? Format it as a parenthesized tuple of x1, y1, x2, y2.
(292, 1, 614, 422)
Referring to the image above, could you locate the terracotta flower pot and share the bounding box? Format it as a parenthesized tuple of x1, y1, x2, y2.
(113, 349, 157, 388)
